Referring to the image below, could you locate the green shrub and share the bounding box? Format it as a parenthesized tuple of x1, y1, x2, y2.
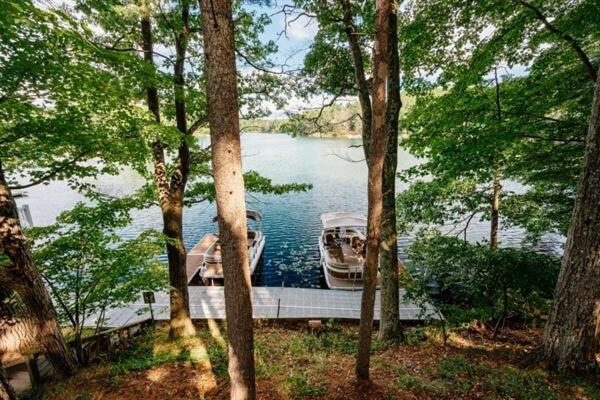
(406, 231, 560, 324)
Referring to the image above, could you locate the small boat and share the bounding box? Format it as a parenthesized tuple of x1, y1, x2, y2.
(319, 212, 381, 290)
(186, 210, 265, 286)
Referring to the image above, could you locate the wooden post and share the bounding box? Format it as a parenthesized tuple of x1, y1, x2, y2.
(24, 356, 41, 387)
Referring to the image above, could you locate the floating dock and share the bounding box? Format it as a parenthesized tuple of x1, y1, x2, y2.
(88, 286, 440, 329)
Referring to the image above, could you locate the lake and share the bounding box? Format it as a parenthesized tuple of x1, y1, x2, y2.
(16, 133, 561, 288)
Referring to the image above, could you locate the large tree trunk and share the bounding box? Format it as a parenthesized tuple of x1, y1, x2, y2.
(355, 0, 390, 382)
(139, 1, 195, 338)
(379, 4, 402, 342)
(0, 163, 78, 377)
(340, 0, 372, 159)
(541, 73, 600, 373)
(199, 0, 256, 398)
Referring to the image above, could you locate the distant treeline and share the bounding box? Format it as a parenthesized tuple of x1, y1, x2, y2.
(239, 96, 416, 137)
(239, 101, 363, 136)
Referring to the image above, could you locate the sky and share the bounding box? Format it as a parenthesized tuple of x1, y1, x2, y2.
(245, 1, 319, 71)
(240, 1, 325, 117)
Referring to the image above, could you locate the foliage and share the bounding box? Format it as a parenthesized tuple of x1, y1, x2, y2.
(0, 0, 152, 189)
(405, 231, 560, 324)
(28, 197, 167, 363)
(1, 0, 307, 202)
(279, 102, 363, 137)
(398, 0, 597, 242)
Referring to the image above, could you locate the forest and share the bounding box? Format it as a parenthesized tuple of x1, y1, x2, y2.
(0, 0, 599, 399)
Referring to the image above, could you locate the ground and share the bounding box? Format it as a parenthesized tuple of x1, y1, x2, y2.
(23, 321, 600, 400)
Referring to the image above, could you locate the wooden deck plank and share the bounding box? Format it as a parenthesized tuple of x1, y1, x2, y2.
(87, 287, 440, 329)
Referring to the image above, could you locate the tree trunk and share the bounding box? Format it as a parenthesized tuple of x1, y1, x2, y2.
(541, 73, 600, 373)
(490, 174, 501, 249)
(199, 0, 256, 398)
(356, 0, 390, 382)
(379, 5, 403, 342)
(490, 68, 502, 250)
(162, 203, 195, 337)
(0, 163, 78, 377)
(0, 367, 17, 400)
(139, 0, 195, 338)
(340, 0, 372, 160)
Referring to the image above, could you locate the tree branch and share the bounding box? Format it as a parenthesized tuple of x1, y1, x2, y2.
(8, 153, 88, 190)
(186, 115, 209, 135)
(235, 49, 296, 76)
(517, 0, 597, 82)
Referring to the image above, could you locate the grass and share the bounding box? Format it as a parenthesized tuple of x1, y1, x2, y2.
(32, 321, 600, 400)
(285, 373, 328, 399)
(109, 330, 200, 374)
(391, 354, 571, 400)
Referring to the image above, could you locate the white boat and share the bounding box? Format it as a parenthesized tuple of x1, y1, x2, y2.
(186, 210, 266, 285)
(319, 212, 381, 290)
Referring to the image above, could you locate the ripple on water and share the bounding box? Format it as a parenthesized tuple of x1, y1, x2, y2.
(16, 134, 563, 288)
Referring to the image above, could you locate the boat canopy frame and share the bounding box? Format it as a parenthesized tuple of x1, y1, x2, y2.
(320, 212, 367, 229)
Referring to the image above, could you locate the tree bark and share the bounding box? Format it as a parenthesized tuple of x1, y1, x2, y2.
(356, 0, 390, 381)
(340, 0, 372, 159)
(0, 163, 78, 377)
(199, 0, 256, 398)
(139, 0, 195, 338)
(541, 73, 600, 373)
(379, 4, 403, 342)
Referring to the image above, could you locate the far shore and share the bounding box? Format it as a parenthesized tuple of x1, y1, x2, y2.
(195, 131, 363, 139)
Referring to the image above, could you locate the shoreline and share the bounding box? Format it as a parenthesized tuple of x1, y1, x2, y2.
(196, 131, 363, 139)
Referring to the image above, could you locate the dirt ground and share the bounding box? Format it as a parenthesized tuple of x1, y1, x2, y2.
(32, 321, 599, 400)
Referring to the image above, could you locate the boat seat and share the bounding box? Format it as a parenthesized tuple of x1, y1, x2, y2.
(327, 247, 344, 263)
(325, 233, 335, 245)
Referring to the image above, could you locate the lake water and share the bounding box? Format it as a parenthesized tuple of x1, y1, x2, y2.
(16, 133, 562, 288)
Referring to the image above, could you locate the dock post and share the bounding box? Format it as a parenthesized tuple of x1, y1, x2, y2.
(276, 298, 281, 319)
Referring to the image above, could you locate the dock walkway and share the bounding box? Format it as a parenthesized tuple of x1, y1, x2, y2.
(89, 286, 440, 329)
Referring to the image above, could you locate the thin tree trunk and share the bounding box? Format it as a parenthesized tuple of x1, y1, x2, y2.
(340, 0, 372, 159)
(490, 174, 501, 249)
(356, 0, 390, 382)
(199, 0, 256, 397)
(541, 73, 600, 373)
(379, 3, 402, 342)
(490, 68, 502, 249)
(139, 0, 195, 338)
(0, 162, 78, 377)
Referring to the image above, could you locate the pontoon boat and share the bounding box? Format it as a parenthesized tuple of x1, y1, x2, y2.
(319, 212, 381, 290)
(186, 210, 265, 285)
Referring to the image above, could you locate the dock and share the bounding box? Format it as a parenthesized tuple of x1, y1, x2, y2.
(87, 286, 440, 329)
